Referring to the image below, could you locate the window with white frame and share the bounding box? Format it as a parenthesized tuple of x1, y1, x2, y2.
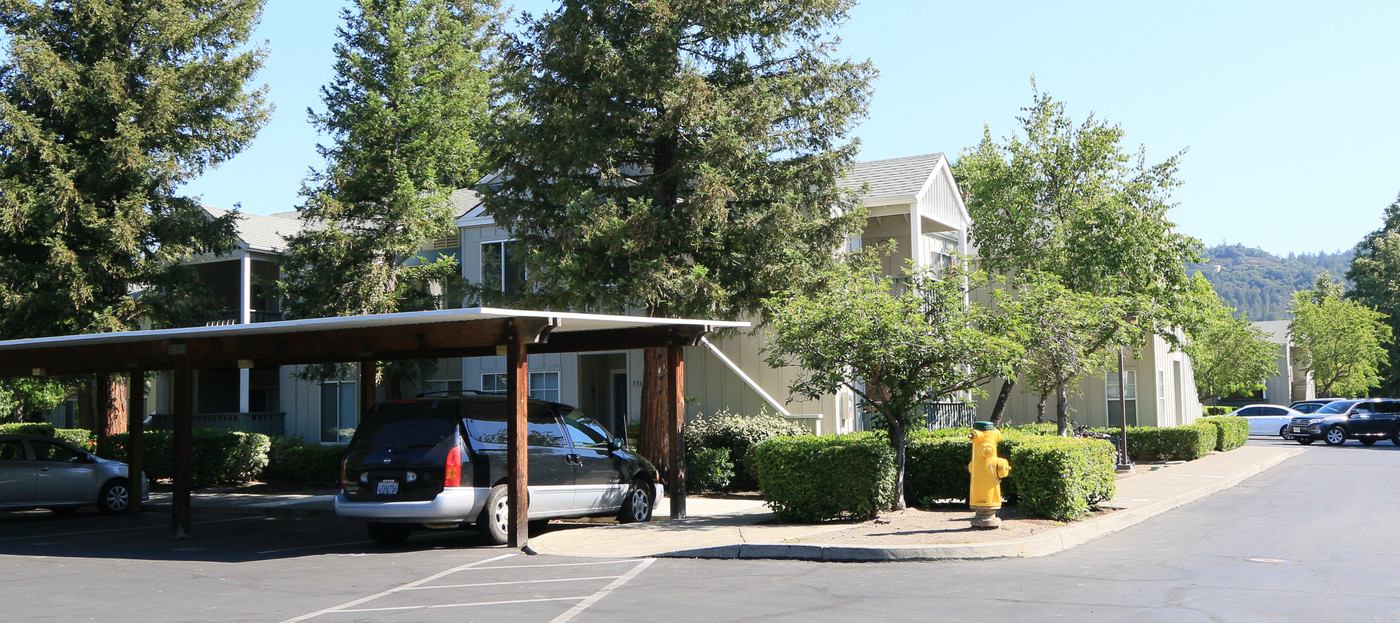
(1106, 370, 1138, 426)
(320, 380, 357, 443)
(1158, 370, 1166, 401)
(422, 358, 463, 396)
(480, 371, 560, 401)
(481, 240, 525, 294)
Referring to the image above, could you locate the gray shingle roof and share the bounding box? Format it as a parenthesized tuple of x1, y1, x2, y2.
(1252, 319, 1292, 345)
(841, 153, 945, 199)
(203, 205, 306, 253)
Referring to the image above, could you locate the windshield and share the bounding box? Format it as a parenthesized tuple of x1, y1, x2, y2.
(1314, 400, 1359, 415)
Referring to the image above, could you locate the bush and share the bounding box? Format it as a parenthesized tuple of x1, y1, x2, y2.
(687, 446, 734, 492)
(1202, 405, 1232, 416)
(98, 430, 271, 487)
(1198, 416, 1249, 451)
(750, 432, 895, 522)
(905, 428, 1041, 508)
(0, 422, 55, 436)
(1125, 424, 1217, 462)
(1010, 436, 1116, 521)
(54, 428, 96, 451)
(268, 441, 346, 485)
(684, 409, 811, 491)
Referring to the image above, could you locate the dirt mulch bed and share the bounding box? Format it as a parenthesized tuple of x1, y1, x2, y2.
(786, 503, 1116, 546)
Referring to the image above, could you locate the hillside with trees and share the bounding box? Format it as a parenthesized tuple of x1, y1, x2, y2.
(1188, 244, 1352, 321)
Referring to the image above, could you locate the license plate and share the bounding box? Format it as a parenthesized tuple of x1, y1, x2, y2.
(1292, 427, 1305, 433)
(376, 480, 399, 495)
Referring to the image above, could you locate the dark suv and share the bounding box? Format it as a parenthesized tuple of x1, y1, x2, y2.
(334, 393, 660, 545)
(1288, 398, 1400, 446)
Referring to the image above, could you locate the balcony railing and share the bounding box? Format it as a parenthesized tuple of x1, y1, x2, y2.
(148, 412, 286, 437)
(859, 401, 979, 432)
(202, 309, 284, 326)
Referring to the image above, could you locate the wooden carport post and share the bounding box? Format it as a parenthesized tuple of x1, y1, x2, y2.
(172, 361, 193, 538)
(126, 369, 144, 514)
(505, 336, 529, 548)
(666, 344, 687, 519)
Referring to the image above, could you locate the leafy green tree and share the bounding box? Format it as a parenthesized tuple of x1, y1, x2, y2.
(765, 251, 1022, 509)
(0, 378, 75, 423)
(1183, 277, 1279, 403)
(0, 0, 270, 433)
(483, 0, 874, 470)
(279, 0, 497, 393)
(956, 84, 1202, 428)
(1345, 193, 1400, 395)
(1290, 274, 1392, 397)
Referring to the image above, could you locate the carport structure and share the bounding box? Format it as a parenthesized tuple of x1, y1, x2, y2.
(0, 308, 747, 548)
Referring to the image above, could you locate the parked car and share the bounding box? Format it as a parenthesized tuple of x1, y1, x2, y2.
(0, 434, 149, 514)
(1225, 404, 1304, 438)
(335, 393, 661, 546)
(1288, 398, 1400, 446)
(1289, 398, 1342, 414)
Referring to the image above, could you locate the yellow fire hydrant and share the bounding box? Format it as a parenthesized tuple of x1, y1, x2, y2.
(969, 421, 1011, 529)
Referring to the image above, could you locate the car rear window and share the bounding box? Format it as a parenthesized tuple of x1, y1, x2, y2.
(464, 402, 567, 448)
(351, 401, 459, 448)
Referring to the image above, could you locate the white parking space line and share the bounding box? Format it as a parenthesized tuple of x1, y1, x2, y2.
(0, 515, 257, 542)
(279, 553, 518, 623)
(549, 558, 655, 623)
(404, 575, 624, 590)
(339, 595, 590, 614)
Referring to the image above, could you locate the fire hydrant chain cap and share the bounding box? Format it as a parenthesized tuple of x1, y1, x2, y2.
(972, 421, 995, 431)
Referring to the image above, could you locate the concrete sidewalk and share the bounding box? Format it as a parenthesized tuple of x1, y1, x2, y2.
(525, 444, 1304, 562)
(144, 443, 1302, 562)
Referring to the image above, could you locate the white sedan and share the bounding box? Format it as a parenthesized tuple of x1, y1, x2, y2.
(1226, 404, 1306, 438)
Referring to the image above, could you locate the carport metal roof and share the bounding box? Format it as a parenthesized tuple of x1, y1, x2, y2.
(0, 308, 748, 548)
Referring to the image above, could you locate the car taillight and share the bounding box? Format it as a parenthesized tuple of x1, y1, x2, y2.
(340, 456, 349, 490)
(444, 446, 462, 487)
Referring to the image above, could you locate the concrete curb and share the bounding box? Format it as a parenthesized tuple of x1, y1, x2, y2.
(654, 447, 1305, 562)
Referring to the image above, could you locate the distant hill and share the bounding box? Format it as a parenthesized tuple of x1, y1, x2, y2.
(1187, 244, 1352, 321)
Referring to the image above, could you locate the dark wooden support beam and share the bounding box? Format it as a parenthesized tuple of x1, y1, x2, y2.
(126, 369, 144, 514)
(530, 325, 710, 355)
(359, 360, 376, 413)
(505, 338, 529, 549)
(666, 344, 687, 519)
(172, 363, 193, 539)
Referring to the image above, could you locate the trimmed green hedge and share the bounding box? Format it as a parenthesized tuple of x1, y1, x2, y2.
(687, 446, 734, 492)
(0, 422, 55, 436)
(684, 409, 811, 491)
(1203, 405, 1232, 416)
(1011, 436, 1117, 521)
(98, 430, 271, 487)
(1198, 416, 1249, 451)
(750, 432, 895, 522)
(905, 433, 1028, 507)
(1125, 424, 1217, 462)
(262, 437, 345, 484)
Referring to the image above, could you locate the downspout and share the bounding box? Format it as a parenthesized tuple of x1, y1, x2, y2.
(698, 337, 791, 416)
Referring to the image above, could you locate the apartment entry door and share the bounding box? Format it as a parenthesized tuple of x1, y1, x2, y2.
(610, 370, 628, 441)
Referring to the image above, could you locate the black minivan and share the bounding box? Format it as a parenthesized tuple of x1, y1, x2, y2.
(334, 393, 660, 545)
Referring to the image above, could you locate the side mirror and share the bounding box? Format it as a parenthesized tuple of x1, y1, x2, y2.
(608, 437, 624, 452)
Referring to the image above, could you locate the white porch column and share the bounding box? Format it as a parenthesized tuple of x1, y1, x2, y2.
(238, 251, 252, 413)
(910, 204, 923, 267)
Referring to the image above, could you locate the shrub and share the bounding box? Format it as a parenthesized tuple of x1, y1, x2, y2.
(687, 446, 734, 492)
(1126, 424, 1217, 462)
(263, 436, 346, 484)
(1010, 436, 1116, 521)
(1202, 405, 1232, 416)
(684, 409, 811, 491)
(98, 430, 271, 487)
(1198, 416, 1249, 451)
(905, 428, 1037, 508)
(54, 428, 96, 451)
(750, 432, 895, 522)
(0, 422, 55, 436)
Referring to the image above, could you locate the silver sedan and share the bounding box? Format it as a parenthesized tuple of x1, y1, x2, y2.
(1226, 404, 1306, 438)
(0, 435, 149, 514)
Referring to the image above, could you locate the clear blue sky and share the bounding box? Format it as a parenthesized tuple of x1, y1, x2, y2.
(179, 0, 1400, 258)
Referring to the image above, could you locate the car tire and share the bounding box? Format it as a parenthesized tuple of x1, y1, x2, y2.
(1296, 438, 1314, 445)
(1324, 426, 1347, 446)
(366, 522, 413, 546)
(478, 485, 510, 545)
(1278, 425, 1292, 440)
(617, 481, 654, 524)
(1393, 428, 1400, 446)
(97, 478, 129, 514)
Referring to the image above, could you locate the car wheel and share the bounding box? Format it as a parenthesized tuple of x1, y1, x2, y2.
(1360, 438, 1378, 446)
(617, 481, 654, 524)
(1296, 438, 1314, 445)
(477, 484, 510, 545)
(366, 522, 412, 546)
(1324, 426, 1347, 446)
(1393, 428, 1400, 446)
(98, 478, 129, 514)
(1278, 425, 1292, 440)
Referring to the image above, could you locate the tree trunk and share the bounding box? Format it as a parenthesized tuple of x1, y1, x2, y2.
(1055, 376, 1069, 436)
(889, 418, 907, 511)
(98, 375, 128, 438)
(1036, 389, 1049, 423)
(988, 378, 1016, 424)
(637, 346, 670, 483)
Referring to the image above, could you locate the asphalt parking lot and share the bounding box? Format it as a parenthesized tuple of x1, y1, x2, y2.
(0, 510, 647, 623)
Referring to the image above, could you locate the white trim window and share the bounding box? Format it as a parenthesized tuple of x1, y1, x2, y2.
(481, 239, 525, 294)
(320, 380, 357, 443)
(1106, 370, 1138, 426)
(480, 371, 560, 402)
